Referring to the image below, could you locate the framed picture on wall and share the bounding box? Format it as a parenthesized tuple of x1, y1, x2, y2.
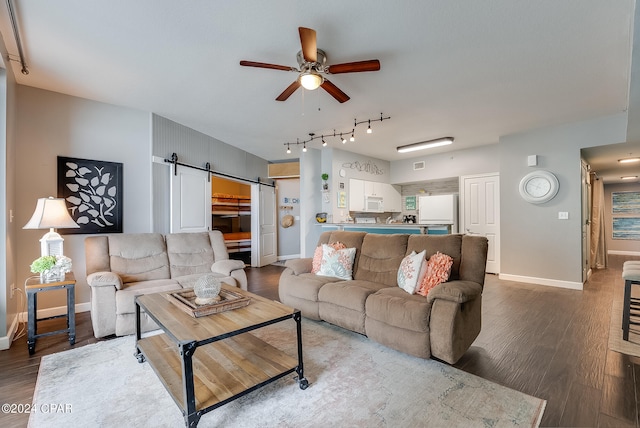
(57, 156, 123, 234)
(337, 191, 346, 208)
(612, 191, 640, 214)
(612, 217, 640, 240)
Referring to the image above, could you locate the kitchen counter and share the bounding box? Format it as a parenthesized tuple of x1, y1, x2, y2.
(318, 223, 453, 235)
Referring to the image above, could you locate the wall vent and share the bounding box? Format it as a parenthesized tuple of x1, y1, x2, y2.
(413, 161, 425, 170)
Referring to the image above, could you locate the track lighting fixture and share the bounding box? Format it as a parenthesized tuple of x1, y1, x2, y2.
(397, 137, 454, 153)
(282, 113, 390, 153)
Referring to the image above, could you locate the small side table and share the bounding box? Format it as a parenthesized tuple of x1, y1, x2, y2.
(26, 272, 76, 355)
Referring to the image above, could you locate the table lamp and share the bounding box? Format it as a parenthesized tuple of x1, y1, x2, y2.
(23, 197, 80, 257)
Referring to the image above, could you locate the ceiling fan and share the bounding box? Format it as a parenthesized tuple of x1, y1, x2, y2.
(240, 27, 380, 103)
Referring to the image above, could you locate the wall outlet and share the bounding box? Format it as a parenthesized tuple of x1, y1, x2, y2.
(558, 211, 569, 220)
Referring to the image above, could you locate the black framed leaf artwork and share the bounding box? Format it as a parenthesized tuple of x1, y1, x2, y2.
(57, 156, 123, 234)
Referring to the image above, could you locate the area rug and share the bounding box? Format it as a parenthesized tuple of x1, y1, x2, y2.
(609, 277, 640, 358)
(30, 319, 545, 428)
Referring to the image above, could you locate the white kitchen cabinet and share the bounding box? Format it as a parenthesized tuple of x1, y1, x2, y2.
(349, 179, 365, 211)
(363, 181, 383, 196)
(383, 184, 402, 212)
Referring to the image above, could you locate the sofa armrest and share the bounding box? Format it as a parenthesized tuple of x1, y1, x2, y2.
(426, 280, 482, 304)
(87, 271, 123, 290)
(212, 259, 246, 276)
(284, 258, 312, 275)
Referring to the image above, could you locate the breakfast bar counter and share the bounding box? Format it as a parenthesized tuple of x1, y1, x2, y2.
(319, 223, 452, 235)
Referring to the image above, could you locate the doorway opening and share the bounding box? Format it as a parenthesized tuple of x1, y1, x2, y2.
(211, 176, 252, 264)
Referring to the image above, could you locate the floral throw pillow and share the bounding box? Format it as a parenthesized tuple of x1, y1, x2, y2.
(316, 244, 356, 280)
(312, 241, 346, 273)
(397, 250, 427, 294)
(416, 252, 454, 296)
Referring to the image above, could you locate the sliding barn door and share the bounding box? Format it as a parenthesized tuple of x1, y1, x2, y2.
(251, 183, 277, 267)
(169, 165, 211, 233)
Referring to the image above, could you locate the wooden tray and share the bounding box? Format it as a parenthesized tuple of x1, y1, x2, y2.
(167, 288, 251, 318)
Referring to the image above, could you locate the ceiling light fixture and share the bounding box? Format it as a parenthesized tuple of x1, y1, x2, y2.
(618, 157, 640, 164)
(397, 137, 454, 153)
(299, 72, 323, 90)
(282, 113, 390, 153)
(621, 175, 638, 180)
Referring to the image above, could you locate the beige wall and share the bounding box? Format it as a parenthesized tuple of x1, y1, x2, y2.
(15, 86, 152, 312)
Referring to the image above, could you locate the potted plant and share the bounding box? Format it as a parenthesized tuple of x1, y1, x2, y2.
(30, 255, 72, 283)
(321, 173, 329, 191)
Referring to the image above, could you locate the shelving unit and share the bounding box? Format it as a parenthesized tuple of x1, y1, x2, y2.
(211, 193, 251, 263)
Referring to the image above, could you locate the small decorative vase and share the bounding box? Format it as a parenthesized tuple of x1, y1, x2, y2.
(40, 268, 65, 283)
(193, 274, 222, 305)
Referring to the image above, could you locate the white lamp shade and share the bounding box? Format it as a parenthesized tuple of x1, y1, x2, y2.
(300, 73, 323, 90)
(23, 197, 80, 230)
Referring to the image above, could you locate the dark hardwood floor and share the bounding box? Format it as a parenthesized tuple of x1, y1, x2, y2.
(1, 259, 639, 427)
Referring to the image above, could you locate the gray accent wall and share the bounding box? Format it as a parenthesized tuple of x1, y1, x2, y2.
(499, 113, 627, 285)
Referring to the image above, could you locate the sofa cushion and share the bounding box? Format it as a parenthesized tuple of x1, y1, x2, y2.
(406, 234, 462, 280)
(108, 233, 170, 283)
(318, 280, 389, 312)
(115, 279, 182, 315)
(326, 231, 366, 274)
(312, 241, 346, 273)
(354, 234, 408, 287)
(281, 273, 338, 301)
(366, 287, 432, 333)
(166, 232, 215, 278)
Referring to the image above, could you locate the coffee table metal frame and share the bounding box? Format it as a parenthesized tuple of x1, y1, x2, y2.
(134, 287, 307, 427)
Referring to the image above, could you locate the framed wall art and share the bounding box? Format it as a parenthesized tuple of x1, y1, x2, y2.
(612, 217, 640, 240)
(57, 156, 123, 234)
(612, 191, 640, 214)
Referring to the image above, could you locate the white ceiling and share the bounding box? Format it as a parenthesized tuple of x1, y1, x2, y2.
(0, 0, 637, 181)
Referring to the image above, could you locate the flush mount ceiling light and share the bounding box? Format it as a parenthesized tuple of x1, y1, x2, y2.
(397, 137, 454, 153)
(621, 176, 638, 180)
(618, 157, 640, 164)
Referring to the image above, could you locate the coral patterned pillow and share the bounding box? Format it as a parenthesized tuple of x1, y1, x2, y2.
(312, 242, 346, 273)
(416, 252, 454, 296)
(316, 244, 356, 280)
(397, 250, 427, 294)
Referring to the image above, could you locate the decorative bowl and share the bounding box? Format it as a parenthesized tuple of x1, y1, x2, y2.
(316, 212, 327, 223)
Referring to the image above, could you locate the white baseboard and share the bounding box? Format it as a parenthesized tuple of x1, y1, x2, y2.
(498, 273, 583, 290)
(17, 302, 91, 323)
(0, 314, 20, 351)
(608, 250, 640, 256)
(278, 254, 300, 261)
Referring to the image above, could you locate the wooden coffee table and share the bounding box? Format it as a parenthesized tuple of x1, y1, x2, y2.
(134, 284, 308, 427)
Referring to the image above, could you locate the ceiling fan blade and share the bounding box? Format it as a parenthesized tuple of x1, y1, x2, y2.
(240, 60, 296, 72)
(327, 59, 381, 74)
(320, 79, 350, 103)
(299, 27, 317, 63)
(276, 80, 301, 101)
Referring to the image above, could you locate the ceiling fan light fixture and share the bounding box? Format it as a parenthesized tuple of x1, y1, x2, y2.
(397, 137, 454, 153)
(300, 72, 323, 90)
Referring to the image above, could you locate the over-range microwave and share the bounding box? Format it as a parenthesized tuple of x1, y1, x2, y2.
(365, 195, 384, 212)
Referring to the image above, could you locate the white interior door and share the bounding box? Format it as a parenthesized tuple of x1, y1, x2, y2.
(170, 165, 211, 233)
(251, 184, 277, 267)
(461, 173, 500, 274)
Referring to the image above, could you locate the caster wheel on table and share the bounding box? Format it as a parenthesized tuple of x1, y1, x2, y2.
(299, 378, 309, 390)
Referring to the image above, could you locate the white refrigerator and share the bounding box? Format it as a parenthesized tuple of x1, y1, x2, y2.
(418, 194, 458, 233)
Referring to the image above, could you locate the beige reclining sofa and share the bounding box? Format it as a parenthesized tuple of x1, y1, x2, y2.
(279, 231, 488, 364)
(85, 231, 247, 338)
